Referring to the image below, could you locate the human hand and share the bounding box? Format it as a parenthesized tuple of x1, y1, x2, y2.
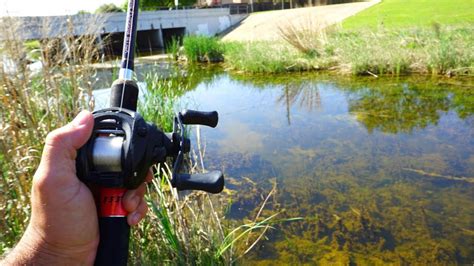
(2, 111, 151, 265)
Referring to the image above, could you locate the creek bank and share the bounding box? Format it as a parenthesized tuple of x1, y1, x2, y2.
(176, 25, 473, 77)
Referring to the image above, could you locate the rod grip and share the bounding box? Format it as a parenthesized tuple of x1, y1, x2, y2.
(95, 187, 129, 265)
(95, 217, 130, 266)
(110, 79, 139, 111)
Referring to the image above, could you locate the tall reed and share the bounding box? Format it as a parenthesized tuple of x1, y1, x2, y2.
(0, 15, 102, 251)
(139, 69, 193, 132)
(129, 162, 285, 265)
(182, 35, 224, 63)
(277, 16, 330, 58)
(0, 16, 284, 262)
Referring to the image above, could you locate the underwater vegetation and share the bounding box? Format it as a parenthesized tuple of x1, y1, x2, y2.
(188, 72, 474, 264)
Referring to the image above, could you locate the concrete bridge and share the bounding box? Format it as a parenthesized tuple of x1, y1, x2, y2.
(2, 8, 246, 53)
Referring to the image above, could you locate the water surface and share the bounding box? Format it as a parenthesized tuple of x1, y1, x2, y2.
(180, 72, 473, 264)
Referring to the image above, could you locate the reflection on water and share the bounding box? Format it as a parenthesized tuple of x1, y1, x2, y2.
(217, 121, 265, 154)
(277, 81, 322, 125)
(180, 72, 473, 264)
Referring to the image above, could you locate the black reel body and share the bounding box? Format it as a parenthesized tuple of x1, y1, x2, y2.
(76, 107, 223, 193)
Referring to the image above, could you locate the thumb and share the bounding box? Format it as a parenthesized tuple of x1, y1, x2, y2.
(42, 111, 94, 163)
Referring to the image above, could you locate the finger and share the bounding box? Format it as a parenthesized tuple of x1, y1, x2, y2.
(36, 111, 94, 185)
(41, 111, 94, 165)
(122, 182, 147, 213)
(44, 110, 94, 154)
(127, 199, 148, 226)
(145, 168, 154, 183)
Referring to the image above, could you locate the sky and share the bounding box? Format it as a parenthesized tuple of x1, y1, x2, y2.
(0, 0, 125, 17)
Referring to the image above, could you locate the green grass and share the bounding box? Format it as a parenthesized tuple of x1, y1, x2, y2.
(224, 41, 315, 73)
(343, 0, 474, 29)
(139, 70, 189, 132)
(222, 25, 474, 76)
(165, 36, 180, 61)
(128, 167, 287, 265)
(182, 35, 224, 63)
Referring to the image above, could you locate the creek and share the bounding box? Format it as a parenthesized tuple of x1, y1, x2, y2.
(95, 66, 474, 264)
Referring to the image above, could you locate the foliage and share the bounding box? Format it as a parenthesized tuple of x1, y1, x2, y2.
(224, 41, 315, 73)
(77, 10, 92, 15)
(182, 35, 224, 63)
(129, 168, 286, 265)
(139, 69, 189, 131)
(165, 36, 180, 61)
(277, 17, 330, 57)
(342, 0, 474, 30)
(331, 25, 474, 76)
(0, 16, 99, 251)
(23, 40, 41, 61)
(95, 3, 124, 14)
(222, 25, 474, 76)
(121, 0, 196, 10)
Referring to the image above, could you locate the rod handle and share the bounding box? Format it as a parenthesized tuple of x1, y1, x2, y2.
(94, 188, 130, 266)
(110, 79, 139, 111)
(95, 217, 130, 266)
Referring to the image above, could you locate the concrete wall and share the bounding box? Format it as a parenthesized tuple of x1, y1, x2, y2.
(104, 8, 243, 37)
(1, 9, 247, 41)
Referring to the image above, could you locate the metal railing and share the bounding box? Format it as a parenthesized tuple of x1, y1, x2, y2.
(227, 4, 249, 14)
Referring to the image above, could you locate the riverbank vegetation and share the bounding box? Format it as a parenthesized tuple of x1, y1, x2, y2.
(180, 23, 473, 76)
(0, 17, 98, 250)
(182, 35, 224, 63)
(177, 0, 473, 77)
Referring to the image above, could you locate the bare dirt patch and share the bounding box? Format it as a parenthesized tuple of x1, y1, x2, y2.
(222, 1, 380, 42)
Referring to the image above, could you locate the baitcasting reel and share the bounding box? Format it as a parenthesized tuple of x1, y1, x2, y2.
(76, 107, 224, 193)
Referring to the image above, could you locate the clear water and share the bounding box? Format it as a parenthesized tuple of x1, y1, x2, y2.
(93, 67, 473, 263)
(179, 72, 474, 264)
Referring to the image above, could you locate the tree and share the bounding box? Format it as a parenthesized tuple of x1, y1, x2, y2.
(77, 10, 91, 15)
(95, 3, 124, 14)
(122, 0, 196, 10)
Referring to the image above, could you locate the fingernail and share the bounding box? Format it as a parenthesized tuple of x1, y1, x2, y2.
(73, 110, 90, 127)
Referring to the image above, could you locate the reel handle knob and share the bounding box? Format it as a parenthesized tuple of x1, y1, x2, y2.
(173, 170, 224, 194)
(180, 110, 218, 128)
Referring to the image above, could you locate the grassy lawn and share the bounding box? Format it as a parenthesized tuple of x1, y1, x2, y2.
(343, 0, 474, 29)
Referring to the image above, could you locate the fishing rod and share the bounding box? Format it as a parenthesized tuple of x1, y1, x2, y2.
(76, 0, 224, 265)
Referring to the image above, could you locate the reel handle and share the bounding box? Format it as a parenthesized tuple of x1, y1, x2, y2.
(180, 110, 218, 128)
(173, 171, 224, 194)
